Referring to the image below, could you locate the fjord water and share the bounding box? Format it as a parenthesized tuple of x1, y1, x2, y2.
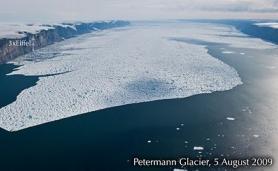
(0, 22, 278, 171)
(0, 64, 68, 110)
(0, 64, 39, 108)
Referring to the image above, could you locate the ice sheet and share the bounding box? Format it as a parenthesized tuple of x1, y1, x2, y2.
(0, 22, 263, 131)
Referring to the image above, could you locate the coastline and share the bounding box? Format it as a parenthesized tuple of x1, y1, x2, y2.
(0, 21, 129, 63)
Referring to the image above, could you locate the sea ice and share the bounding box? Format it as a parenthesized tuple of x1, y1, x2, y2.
(1, 21, 272, 131)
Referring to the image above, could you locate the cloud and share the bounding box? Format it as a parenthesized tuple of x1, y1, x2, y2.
(200, 0, 278, 12)
(0, 0, 277, 22)
(131, 0, 278, 13)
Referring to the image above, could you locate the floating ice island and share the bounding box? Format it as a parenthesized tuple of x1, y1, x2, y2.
(0, 21, 276, 131)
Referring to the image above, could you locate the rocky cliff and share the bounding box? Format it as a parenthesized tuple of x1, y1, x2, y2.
(0, 21, 129, 63)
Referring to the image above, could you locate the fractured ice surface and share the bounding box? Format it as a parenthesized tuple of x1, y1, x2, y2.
(2, 21, 274, 131)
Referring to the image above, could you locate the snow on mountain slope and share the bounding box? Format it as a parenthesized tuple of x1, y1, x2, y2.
(0, 23, 54, 39)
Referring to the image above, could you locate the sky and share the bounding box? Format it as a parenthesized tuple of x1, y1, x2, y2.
(0, 0, 278, 22)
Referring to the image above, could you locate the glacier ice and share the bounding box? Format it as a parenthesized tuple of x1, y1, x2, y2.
(1, 21, 272, 131)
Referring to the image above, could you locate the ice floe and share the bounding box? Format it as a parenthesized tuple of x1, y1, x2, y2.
(265, 66, 277, 70)
(1, 21, 271, 131)
(173, 169, 188, 171)
(253, 134, 260, 138)
(226, 117, 236, 121)
(222, 51, 234, 54)
(242, 106, 252, 114)
(193, 146, 204, 151)
(254, 22, 278, 29)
